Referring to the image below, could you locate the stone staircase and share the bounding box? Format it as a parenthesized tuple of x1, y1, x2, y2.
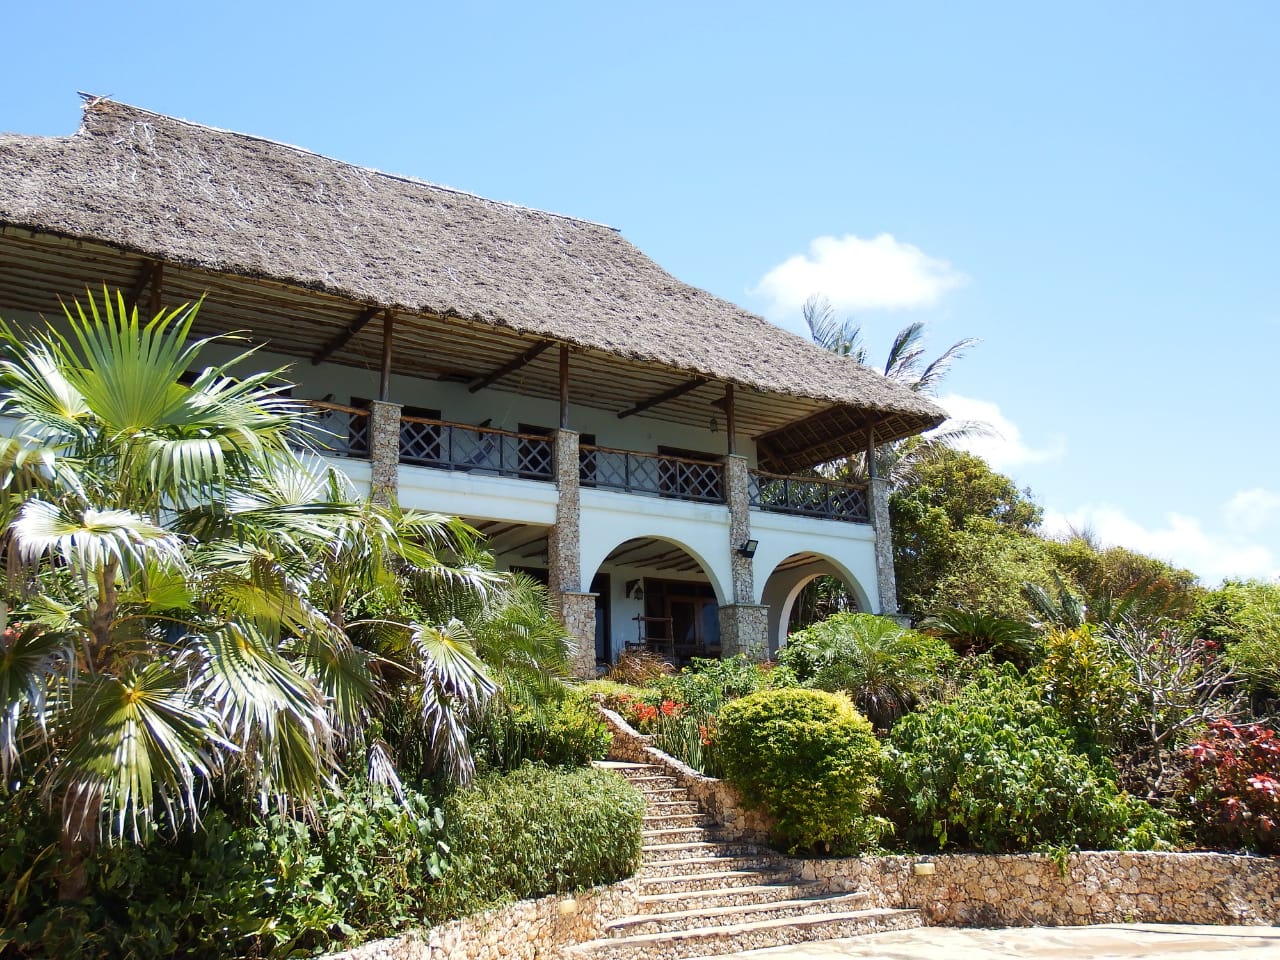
(569, 762, 922, 960)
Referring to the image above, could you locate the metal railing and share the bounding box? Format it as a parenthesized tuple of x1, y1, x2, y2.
(748, 469, 870, 523)
(399, 414, 554, 480)
(580, 445, 725, 503)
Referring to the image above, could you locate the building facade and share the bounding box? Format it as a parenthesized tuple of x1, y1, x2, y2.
(0, 98, 945, 673)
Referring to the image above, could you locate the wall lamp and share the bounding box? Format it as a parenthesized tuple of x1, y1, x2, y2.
(737, 539, 759, 559)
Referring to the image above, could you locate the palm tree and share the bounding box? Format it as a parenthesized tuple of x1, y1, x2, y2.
(0, 290, 527, 903)
(802, 295, 984, 485)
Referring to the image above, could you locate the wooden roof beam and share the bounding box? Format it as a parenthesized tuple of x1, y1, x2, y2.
(469, 340, 552, 393)
(618, 377, 709, 419)
(311, 305, 381, 365)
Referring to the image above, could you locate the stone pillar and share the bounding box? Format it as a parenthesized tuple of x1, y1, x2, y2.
(720, 604, 769, 660)
(721, 456, 767, 659)
(557, 591, 598, 678)
(869, 475, 900, 616)
(368, 400, 402, 503)
(724, 455, 753, 604)
(548, 430, 594, 676)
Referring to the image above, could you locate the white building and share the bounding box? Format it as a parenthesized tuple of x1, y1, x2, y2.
(0, 98, 945, 673)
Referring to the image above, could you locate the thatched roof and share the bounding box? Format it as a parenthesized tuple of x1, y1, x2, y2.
(0, 98, 945, 458)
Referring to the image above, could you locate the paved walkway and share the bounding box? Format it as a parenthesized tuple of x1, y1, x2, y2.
(695, 924, 1280, 959)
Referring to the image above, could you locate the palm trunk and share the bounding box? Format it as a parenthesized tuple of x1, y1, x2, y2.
(57, 787, 100, 902)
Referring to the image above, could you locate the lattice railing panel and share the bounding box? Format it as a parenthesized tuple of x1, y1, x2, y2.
(398, 417, 553, 481)
(299, 402, 370, 458)
(749, 470, 870, 523)
(580, 447, 724, 503)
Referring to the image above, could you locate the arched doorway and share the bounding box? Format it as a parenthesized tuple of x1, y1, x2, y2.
(760, 552, 871, 654)
(588, 536, 727, 666)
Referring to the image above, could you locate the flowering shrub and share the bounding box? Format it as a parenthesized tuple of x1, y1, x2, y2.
(1183, 719, 1280, 853)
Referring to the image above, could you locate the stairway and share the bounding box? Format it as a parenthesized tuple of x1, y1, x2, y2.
(570, 762, 922, 960)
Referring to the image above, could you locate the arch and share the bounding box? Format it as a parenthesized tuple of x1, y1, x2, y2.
(759, 552, 872, 654)
(586, 534, 729, 665)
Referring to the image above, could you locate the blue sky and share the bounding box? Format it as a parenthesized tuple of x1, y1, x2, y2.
(6, 1, 1278, 584)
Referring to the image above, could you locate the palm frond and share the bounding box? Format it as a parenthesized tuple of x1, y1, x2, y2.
(0, 615, 73, 780)
(12, 499, 183, 576)
(52, 659, 224, 842)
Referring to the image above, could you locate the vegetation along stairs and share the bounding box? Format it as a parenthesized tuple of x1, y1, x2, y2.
(571, 762, 922, 960)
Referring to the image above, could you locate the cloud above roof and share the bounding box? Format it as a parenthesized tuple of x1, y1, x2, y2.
(753, 233, 967, 315)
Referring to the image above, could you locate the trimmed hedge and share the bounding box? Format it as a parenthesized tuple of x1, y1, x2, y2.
(0, 764, 643, 958)
(715, 688, 889, 854)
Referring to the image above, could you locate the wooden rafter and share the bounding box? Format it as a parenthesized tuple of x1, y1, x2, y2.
(311, 305, 381, 365)
(618, 377, 709, 419)
(468, 340, 551, 393)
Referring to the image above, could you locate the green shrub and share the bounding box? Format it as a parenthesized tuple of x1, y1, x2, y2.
(780, 613, 955, 728)
(428, 763, 644, 918)
(0, 763, 641, 958)
(474, 694, 612, 771)
(0, 778, 448, 959)
(883, 666, 1177, 852)
(714, 688, 889, 854)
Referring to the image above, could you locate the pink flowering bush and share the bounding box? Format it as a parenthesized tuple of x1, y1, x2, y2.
(1183, 719, 1280, 853)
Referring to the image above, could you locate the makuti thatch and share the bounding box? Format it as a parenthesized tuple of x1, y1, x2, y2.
(0, 98, 945, 446)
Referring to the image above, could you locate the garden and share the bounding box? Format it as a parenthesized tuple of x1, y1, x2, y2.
(0, 290, 1277, 959)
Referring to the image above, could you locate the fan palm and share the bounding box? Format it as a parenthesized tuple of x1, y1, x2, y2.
(802, 295, 985, 485)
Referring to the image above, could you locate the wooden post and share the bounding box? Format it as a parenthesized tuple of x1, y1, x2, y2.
(559, 345, 570, 429)
(379, 311, 395, 402)
(725, 383, 736, 456)
(148, 263, 163, 315)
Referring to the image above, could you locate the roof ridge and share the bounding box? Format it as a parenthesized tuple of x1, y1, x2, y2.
(75, 94, 621, 233)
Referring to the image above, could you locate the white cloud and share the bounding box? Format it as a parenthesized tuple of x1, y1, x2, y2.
(753, 233, 966, 316)
(1224, 488, 1280, 535)
(935, 393, 1066, 471)
(1042, 501, 1280, 586)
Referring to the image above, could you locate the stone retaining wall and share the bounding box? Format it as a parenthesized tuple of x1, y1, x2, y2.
(796, 851, 1280, 927)
(326, 882, 637, 960)
(598, 705, 775, 843)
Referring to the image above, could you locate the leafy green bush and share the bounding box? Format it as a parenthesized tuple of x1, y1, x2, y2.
(474, 693, 612, 771)
(883, 666, 1176, 852)
(428, 763, 644, 918)
(0, 764, 642, 958)
(780, 613, 955, 728)
(0, 778, 448, 959)
(715, 688, 889, 854)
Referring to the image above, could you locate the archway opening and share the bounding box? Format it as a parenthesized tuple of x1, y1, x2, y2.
(591, 536, 724, 666)
(760, 552, 868, 654)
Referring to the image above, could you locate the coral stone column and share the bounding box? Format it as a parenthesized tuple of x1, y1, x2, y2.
(548, 429, 596, 677)
(869, 475, 900, 617)
(368, 400, 402, 504)
(720, 455, 769, 660)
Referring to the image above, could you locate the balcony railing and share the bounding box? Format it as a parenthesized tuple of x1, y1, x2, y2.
(298, 401, 371, 458)
(580, 445, 725, 504)
(749, 469, 870, 523)
(399, 414, 555, 481)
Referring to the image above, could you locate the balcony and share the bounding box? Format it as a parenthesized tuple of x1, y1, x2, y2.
(579, 445, 724, 504)
(748, 470, 870, 524)
(300, 403, 868, 523)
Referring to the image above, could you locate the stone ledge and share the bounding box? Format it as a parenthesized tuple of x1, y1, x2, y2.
(795, 851, 1280, 927)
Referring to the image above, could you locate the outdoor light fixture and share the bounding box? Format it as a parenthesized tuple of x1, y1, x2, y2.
(737, 539, 759, 558)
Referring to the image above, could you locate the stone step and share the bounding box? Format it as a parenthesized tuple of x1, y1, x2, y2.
(567, 907, 924, 960)
(638, 868, 791, 895)
(642, 841, 758, 864)
(645, 800, 701, 816)
(640, 852, 780, 878)
(635, 879, 829, 912)
(606, 890, 873, 937)
(644, 815, 715, 833)
(633, 786, 689, 804)
(642, 826, 719, 845)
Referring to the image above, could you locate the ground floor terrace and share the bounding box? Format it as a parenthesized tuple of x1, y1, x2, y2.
(307, 399, 894, 671)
